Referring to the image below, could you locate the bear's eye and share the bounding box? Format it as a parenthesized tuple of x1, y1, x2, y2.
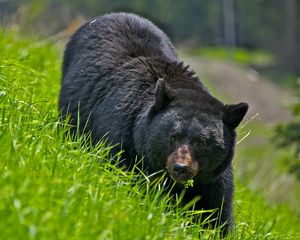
(170, 134, 179, 144)
(192, 139, 205, 149)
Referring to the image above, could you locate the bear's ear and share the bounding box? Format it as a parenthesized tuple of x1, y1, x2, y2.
(152, 78, 172, 111)
(223, 102, 249, 129)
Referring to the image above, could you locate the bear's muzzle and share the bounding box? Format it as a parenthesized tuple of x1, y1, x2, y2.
(166, 144, 199, 183)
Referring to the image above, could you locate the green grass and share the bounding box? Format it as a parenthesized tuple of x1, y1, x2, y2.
(0, 29, 299, 239)
(188, 47, 275, 66)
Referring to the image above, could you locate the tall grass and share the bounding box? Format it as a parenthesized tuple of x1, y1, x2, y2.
(0, 29, 299, 239)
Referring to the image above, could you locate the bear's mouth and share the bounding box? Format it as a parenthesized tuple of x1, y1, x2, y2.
(167, 164, 197, 184)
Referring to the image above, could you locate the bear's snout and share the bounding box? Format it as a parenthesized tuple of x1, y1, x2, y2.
(166, 144, 199, 183)
(171, 163, 192, 182)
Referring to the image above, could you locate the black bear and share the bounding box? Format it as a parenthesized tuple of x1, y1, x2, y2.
(59, 12, 248, 234)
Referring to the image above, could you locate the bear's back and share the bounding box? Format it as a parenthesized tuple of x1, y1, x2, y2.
(62, 13, 177, 79)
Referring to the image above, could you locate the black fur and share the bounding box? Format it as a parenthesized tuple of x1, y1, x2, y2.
(59, 12, 248, 234)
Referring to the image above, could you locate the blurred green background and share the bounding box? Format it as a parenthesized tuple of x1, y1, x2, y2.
(1, 0, 300, 86)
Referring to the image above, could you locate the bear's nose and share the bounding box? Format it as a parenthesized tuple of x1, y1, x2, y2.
(172, 163, 189, 178)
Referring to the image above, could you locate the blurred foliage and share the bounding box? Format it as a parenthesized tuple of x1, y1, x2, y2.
(188, 47, 274, 66)
(1, 0, 299, 82)
(273, 81, 300, 179)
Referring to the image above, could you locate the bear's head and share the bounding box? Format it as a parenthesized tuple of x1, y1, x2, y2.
(135, 77, 248, 185)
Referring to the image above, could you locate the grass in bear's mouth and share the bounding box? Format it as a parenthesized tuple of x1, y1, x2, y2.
(0, 29, 299, 240)
(184, 179, 194, 188)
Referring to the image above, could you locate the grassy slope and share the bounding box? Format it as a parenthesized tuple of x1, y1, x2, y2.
(0, 30, 299, 239)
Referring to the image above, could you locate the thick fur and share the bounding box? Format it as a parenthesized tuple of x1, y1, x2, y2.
(59, 13, 248, 234)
